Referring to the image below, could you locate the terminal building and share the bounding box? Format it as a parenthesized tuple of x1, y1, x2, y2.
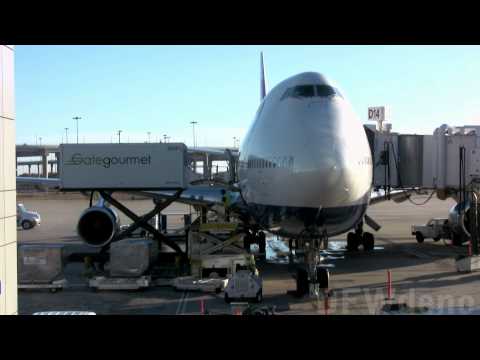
(0, 45, 17, 315)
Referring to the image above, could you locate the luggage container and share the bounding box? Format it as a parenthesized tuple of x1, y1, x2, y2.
(18, 244, 65, 285)
(109, 238, 158, 278)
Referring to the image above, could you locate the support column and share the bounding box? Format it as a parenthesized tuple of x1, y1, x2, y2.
(42, 152, 48, 178)
(204, 154, 210, 179)
(55, 152, 59, 176)
(28, 164, 31, 175)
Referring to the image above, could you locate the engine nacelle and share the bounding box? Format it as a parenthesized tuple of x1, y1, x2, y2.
(448, 201, 471, 244)
(77, 206, 120, 247)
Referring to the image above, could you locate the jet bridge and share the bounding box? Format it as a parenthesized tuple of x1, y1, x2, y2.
(367, 124, 480, 194)
(366, 124, 480, 253)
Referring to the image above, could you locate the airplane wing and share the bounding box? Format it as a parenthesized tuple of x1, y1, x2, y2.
(132, 186, 231, 207)
(16, 176, 61, 189)
(16, 175, 241, 209)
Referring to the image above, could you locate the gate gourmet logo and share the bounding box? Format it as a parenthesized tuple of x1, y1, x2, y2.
(64, 153, 152, 169)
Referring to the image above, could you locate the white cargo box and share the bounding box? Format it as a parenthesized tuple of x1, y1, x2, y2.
(60, 143, 187, 190)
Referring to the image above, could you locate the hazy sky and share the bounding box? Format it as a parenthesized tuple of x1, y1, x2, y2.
(15, 45, 480, 147)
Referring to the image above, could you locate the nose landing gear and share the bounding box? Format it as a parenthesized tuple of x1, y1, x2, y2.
(294, 264, 331, 298)
(243, 229, 267, 260)
(292, 230, 331, 298)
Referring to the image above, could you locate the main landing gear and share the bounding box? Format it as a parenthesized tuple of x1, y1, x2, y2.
(346, 221, 375, 252)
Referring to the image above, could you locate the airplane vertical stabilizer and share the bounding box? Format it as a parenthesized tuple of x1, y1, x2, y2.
(260, 52, 268, 101)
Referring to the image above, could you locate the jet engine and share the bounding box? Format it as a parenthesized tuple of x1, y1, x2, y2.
(77, 206, 120, 247)
(448, 201, 471, 245)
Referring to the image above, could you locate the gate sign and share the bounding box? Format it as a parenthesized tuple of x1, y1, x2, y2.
(368, 106, 385, 122)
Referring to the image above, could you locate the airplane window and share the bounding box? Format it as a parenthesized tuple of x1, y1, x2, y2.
(315, 85, 336, 97)
(282, 85, 346, 100)
(291, 85, 315, 98)
(281, 85, 316, 100)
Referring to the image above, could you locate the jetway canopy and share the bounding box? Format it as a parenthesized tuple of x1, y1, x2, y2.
(367, 125, 480, 193)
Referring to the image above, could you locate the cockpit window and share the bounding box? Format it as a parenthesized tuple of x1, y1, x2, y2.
(281, 84, 343, 101)
(291, 85, 315, 98)
(315, 85, 336, 97)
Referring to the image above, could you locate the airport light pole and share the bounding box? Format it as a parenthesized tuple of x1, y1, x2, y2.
(117, 130, 122, 144)
(190, 121, 198, 148)
(73, 116, 81, 144)
(39, 137, 42, 146)
(147, 131, 151, 143)
(65, 128, 69, 144)
(163, 134, 167, 143)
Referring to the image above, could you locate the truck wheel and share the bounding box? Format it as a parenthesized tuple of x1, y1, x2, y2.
(415, 232, 425, 243)
(433, 236, 441, 242)
(22, 220, 33, 230)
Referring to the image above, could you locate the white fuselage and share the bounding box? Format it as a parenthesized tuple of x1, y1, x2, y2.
(238, 72, 372, 237)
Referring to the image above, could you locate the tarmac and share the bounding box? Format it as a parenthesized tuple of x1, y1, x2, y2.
(17, 192, 480, 315)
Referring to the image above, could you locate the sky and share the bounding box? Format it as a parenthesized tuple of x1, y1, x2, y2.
(15, 45, 480, 147)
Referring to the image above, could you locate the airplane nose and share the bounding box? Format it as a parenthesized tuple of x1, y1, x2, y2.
(291, 106, 353, 207)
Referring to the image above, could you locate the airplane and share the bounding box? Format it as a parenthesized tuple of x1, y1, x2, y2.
(17, 53, 408, 295)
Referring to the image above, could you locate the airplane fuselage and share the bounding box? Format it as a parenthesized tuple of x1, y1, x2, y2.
(238, 72, 372, 238)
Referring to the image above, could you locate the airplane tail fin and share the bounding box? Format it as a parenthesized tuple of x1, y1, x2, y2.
(260, 52, 268, 101)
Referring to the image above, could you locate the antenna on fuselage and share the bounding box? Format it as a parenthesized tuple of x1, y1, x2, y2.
(260, 52, 268, 101)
